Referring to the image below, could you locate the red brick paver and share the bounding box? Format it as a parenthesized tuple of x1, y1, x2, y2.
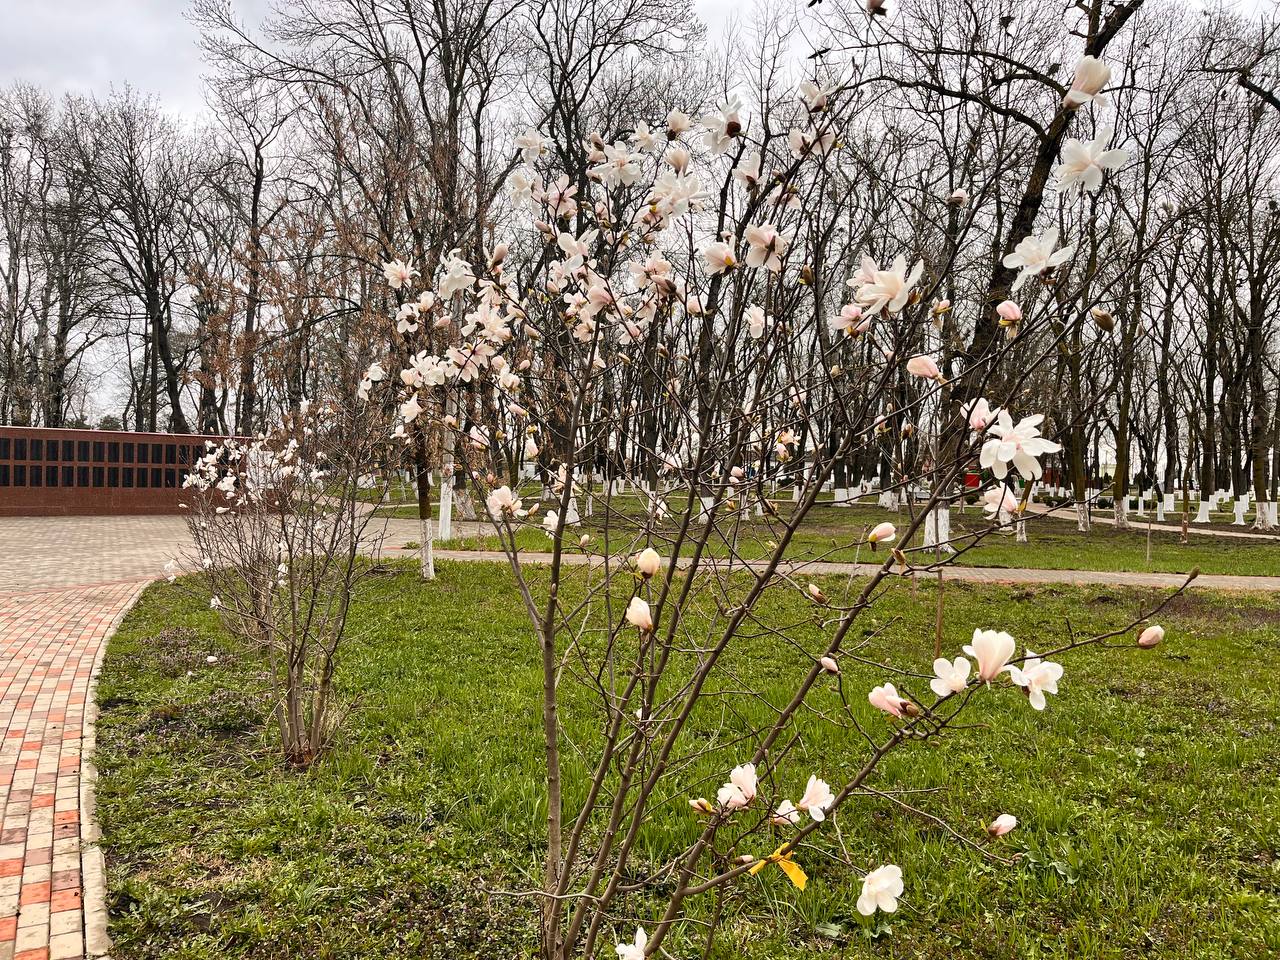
(0, 582, 144, 960)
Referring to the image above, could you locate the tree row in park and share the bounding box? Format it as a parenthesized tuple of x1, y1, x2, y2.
(1, 0, 1278, 530)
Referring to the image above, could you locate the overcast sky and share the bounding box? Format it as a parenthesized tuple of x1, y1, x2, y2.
(0, 0, 744, 120)
(0, 0, 1270, 118)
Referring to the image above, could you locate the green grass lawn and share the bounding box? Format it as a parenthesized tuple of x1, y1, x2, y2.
(95, 561, 1279, 958)
(381, 499, 1280, 577)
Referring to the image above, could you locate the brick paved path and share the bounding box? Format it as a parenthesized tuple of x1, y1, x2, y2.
(0, 581, 145, 960)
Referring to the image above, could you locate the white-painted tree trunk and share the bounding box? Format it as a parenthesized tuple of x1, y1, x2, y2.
(1114, 496, 1129, 530)
(878, 489, 900, 510)
(420, 516, 435, 580)
(1193, 496, 1212, 523)
(1233, 496, 1248, 526)
(1075, 500, 1090, 533)
(923, 506, 955, 554)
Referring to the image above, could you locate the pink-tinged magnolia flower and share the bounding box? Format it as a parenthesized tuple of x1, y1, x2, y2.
(982, 485, 1021, 520)
(615, 927, 647, 960)
(930, 656, 970, 697)
(1003, 229, 1074, 291)
(868, 682, 910, 718)
(1138, 624, 1164, 648)
(996, 300, 1023, 325)
(486, 486, 522, 518)
(1064, 55, 1111, 108)
(829, 303, 866, 337)
(964, 628, 1016, 682)
(664, 144, 691, 174)
(382, 259, 418, 290)
(855, 255, 923, 315)
(1007, 653, 1064, 710)
(701, 239, 736, 274)
(979, 410, 1062, 481)
(857, 864, 903, 916)
(906, 354, 943, 382)
(745, 305, 766, 339)
(807, 583, 828, 604)
(626, 596, 654, 632)
(635, 547, 662, 578)
(730, 762, 758, 801)
(1056, 127, 1128, 193)
(788, 125, 836, 158)
(947, 186, 969, 206)
(744, 223, 791, 272)
(797, 775, 835, 821)
(868, 521, 896, 547)
(988, 813, 1018, 837)
(820, 655, 840, 674)
(770, 799, 801, 826)
(962, 397, 995, 431)
(717, 762, 758, 809)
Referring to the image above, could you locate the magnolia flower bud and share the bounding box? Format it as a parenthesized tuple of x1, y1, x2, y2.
(868, 522, 896, 549)
(689, 797, 714, 815)
(987, 814, 1018, 837)
(807, 583, 828, 604)
(1137, 624, 1164, 648)
(579, 534, 592, 549)
(635, 547, 662, 578)
(626, 596, 654, 633)
(1091, 306, 1115, 332)
(820, 655, 839, 674)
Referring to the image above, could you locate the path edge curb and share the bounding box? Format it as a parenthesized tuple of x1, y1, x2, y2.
(80, 582, 146, 960)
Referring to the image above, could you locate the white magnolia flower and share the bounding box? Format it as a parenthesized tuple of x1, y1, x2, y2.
(857, 864, 904, 916)
(590, 142, 644, 188)
(930, 656, 970, 697)
(631, 121, 660, 151)
(1056, 128, 1128, 193)
(745, 305, 766, 339)
(770, 799, 801, 826)
(515, 127, 546, 163)
(437, 251, 475, 301)
(1002, 228, 1074, 291)
(382, 259, 417, 290)
(798, 79, 835, 112)
(854, 255, 923, 316)
(507, 169, 539, 207)
(733, 151, 762, 188)
(701, 95, 744, 154)
(979, 411, 1061, 481)
(1007, 653, 1064, 710)
(615, 927, 647, 960)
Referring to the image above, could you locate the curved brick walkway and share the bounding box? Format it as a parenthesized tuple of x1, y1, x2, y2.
(0, 582, 143, 960)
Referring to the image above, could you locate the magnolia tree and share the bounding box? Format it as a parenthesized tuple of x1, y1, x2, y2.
(360, 37, 1184, 959)
(176, 400, 389, 765)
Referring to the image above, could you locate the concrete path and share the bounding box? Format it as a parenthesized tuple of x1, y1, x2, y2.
(427, 550, 1280, 593)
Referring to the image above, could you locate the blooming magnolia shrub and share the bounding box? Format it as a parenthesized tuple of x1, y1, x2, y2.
(355, 47, 1173, 960)
(178, 400, 389, 765)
